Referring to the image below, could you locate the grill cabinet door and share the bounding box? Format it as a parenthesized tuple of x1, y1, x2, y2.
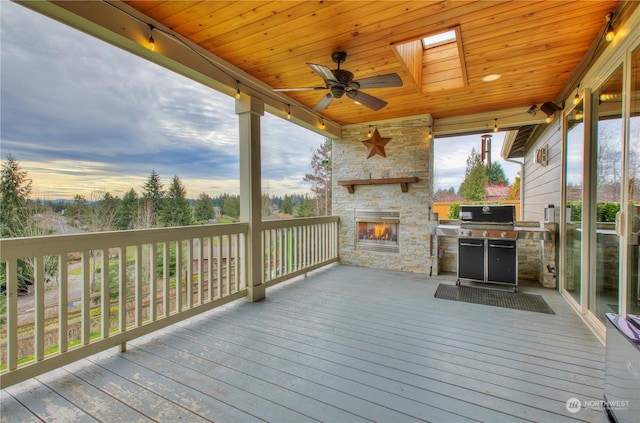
(487, 240, 517, 284)
(458, 238, 485, 281)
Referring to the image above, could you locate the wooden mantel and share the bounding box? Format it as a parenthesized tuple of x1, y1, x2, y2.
(338, 177, 419, 193)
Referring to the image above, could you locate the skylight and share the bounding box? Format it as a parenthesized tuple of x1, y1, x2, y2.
(422, 29, 456, 49)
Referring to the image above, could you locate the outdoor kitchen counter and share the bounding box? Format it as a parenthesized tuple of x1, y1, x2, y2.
(435, 222, 550, 241)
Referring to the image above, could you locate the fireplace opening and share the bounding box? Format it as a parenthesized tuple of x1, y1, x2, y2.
(355, 210, 399, 252)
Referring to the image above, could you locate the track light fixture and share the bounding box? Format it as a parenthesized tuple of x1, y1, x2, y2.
(527, 104, 537, 115)
(148, 24, 155, 51)
(605, 12, 615, 42)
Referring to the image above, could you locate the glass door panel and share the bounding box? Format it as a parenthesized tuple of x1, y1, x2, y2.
(591, 65, 623, 322)
(628, 47, 640, 316)
(563, 101, 585, 304)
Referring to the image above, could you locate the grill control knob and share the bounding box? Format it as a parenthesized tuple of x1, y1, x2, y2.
(501, 231, 508, 238)
(482, 231, 489, 237)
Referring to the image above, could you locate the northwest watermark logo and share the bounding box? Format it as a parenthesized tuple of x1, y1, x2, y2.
(566, 397, 630, 414)
(565, 398, 581, 413)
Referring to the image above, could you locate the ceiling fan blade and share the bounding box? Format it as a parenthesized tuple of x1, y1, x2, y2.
(313, 93, 334, 111)
(353, 73, 403, 89)
(347, 90, 388, 111)
(273, 87, 326, 92)
(307, 63, 337, 83)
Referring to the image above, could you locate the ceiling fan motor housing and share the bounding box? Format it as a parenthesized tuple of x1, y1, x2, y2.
(330, 85, 346, 98)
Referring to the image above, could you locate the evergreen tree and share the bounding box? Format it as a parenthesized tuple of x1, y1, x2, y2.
(116, 188, 139, 229)
(194, 192, 215, 223)
(0, 154, 32, 238)
(281, 195, 293, 215)
(261, 192, 272, 217)
(220, 194, 240, 218)
(303, 138, 332, 216)
(67, 194, 89, 228)
(458, 148, 487, 201)
(0, 156, 56, 292)
(295, 196, 314, 217)
(142, 170, 164, 226)
(487, 161, 509, 185)
(160, 175, 192, 227)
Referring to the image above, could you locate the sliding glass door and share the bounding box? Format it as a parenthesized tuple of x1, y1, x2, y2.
(627, 47, 640, 316)
(563, 100, 584, 305)
(590, 65, 623, 323)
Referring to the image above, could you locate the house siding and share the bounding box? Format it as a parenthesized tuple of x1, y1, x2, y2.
(523, 120, 563, 222)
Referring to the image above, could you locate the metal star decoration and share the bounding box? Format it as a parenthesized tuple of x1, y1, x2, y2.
(361, 128, 391, 159)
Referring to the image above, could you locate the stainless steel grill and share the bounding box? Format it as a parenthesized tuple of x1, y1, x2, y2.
(456, 205, 518, 292)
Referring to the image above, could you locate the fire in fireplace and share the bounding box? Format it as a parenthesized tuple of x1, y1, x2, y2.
(355, 210, 399, 252)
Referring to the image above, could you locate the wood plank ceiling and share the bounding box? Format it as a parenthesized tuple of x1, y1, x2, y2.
(124, 0, 619, 126)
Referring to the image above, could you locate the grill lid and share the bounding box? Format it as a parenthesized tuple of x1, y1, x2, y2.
(459, 205, 515, 224)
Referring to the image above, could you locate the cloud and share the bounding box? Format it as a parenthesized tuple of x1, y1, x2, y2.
(1, 2, 324, 199)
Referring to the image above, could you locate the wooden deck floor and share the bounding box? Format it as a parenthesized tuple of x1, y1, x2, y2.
(1, 264, 605, 422)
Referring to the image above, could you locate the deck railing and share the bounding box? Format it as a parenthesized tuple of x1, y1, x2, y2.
(262, 216, 340, 287)
(0, 216, 339, 389)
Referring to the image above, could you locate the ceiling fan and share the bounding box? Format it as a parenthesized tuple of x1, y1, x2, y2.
(273, 51, 402, 111)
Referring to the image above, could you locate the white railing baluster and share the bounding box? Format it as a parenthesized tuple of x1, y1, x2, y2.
(150, 243, 157, 322)
(207, 237, 213, 302)
(134, 245, 142, 327)
(118, 246, 126, 337)
(186, 239, 193, 309)
(81, 251, 90, 346)
(100, 249, 109, 338)
(175, 240, 182, 313)
(197, 238, 204, 306)
(6, 259, 18, 371)
(225, 236, 231, 294)
(233, 234, 239, 293)
(34, 256, 45, 362)
(59, 254, 69, 352)
(163, 241, 170, 317)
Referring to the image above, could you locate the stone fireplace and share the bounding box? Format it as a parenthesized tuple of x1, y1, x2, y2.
(333, 114, 438, 274)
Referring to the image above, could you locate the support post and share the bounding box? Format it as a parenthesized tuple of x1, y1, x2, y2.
(236, 94, 265, 302)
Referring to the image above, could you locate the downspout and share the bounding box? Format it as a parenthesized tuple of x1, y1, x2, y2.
(501, 130, 524, 220)
(504, 157, 524, 221)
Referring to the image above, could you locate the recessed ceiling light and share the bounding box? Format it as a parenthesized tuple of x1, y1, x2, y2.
(482, 74, 501, 82)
